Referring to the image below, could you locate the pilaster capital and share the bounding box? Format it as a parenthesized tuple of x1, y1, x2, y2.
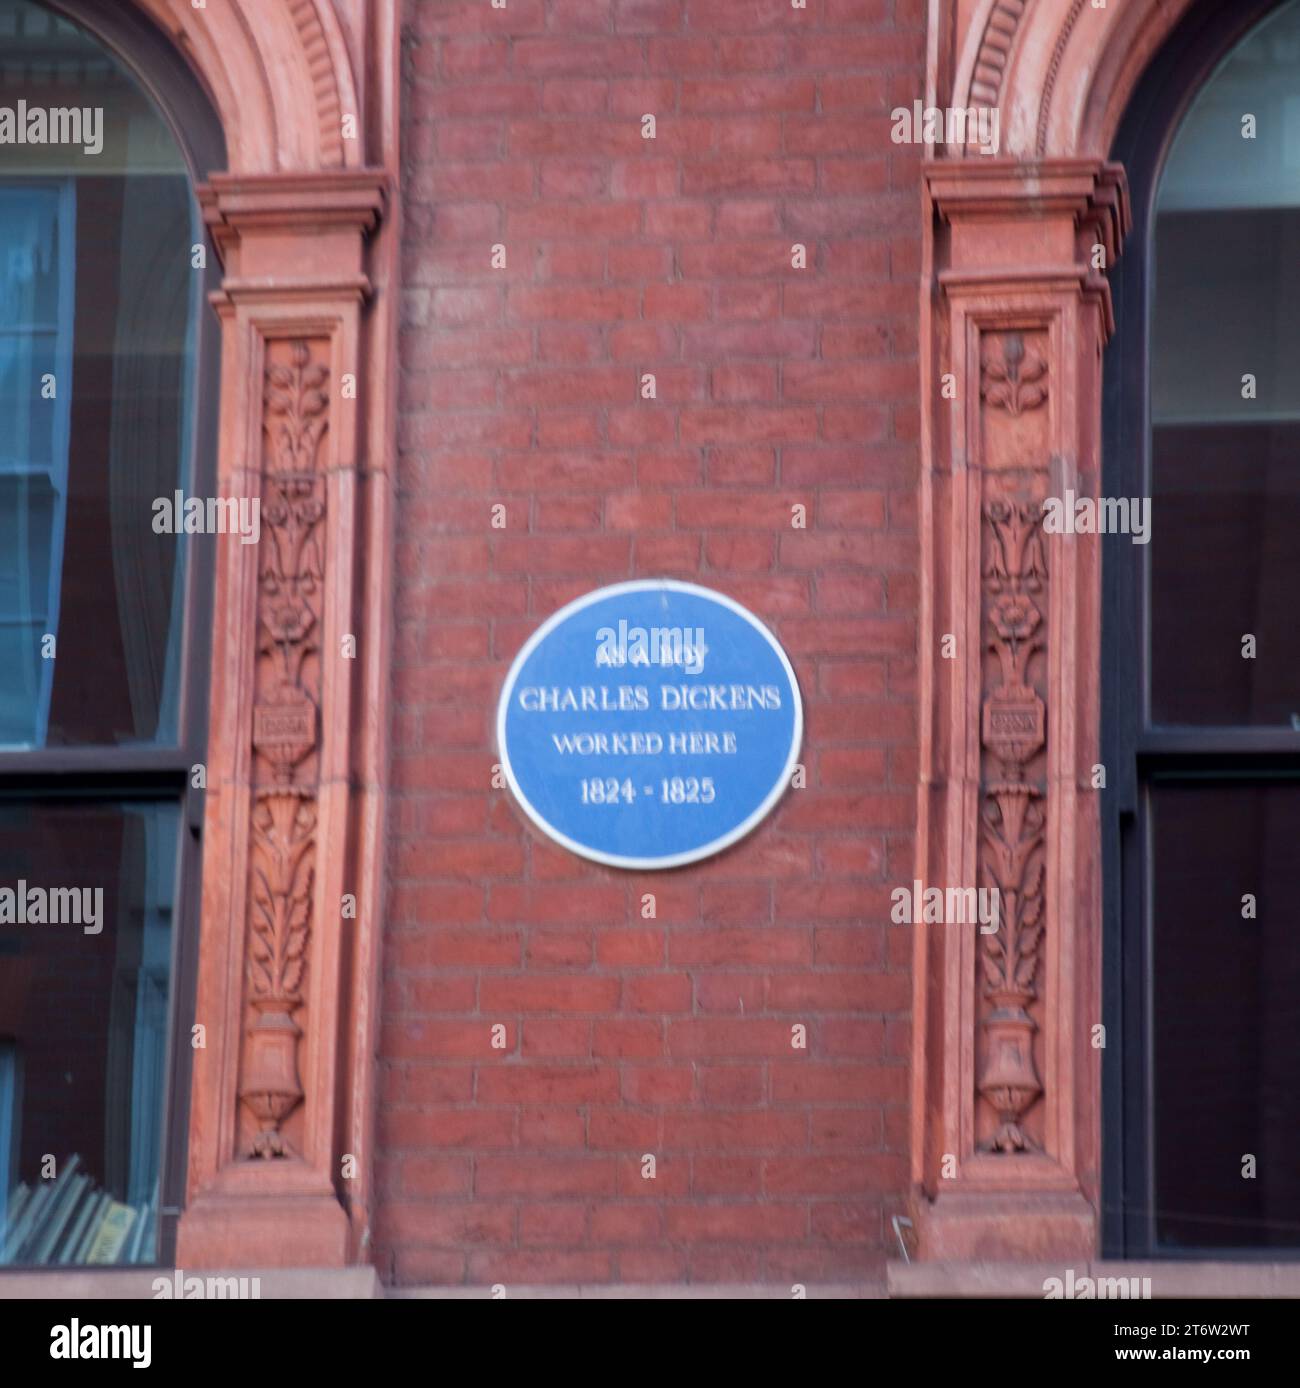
(198, 170, 390, 290)
(926, 158, 1130, 335)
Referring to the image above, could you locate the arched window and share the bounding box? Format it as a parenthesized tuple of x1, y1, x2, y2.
(0, 0, 221, 1266)
(1105, 0, 1300, 1256)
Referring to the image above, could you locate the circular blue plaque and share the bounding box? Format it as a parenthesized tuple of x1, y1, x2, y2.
(497, 580, 803, 869)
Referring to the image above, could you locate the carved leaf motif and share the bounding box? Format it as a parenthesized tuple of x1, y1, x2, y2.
(247, 795, 316, 1002)
(977, 479, 1050, 1150)
(264, 343, 330, 476)
(256, 345, 329, 724)
(980, 333, 1050, 417)
(238, 340, 331, 1159)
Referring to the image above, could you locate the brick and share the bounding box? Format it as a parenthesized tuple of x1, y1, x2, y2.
(766, 971, 910, 1011)
(541, 78, 609, 115)
(665, 1204, 806, 1242)
(681, 77, 816, 113)
(466, 1250, 614, 1283)
(385, 0, 924, 1287)
(511, 286, 640, 320)
(518, 1107, 587, 1146)
(519, 1203, 588, 1244)
(680, 406, 818, 444)
(521, 1020, 592, 1057)
(615, 0, 683, 32)
(513, 38, 644, 76)
(668, 1019, 794, 1058)
(440, 38, 512, 80)
(478, 1066, 622, 1105)
(698, 1065, 764, 1104)
(414, 0, 546, 36)
(764, 1153, 907, 1194)
(625, 974, 693, 1012)
(643, 283, 712, 321)
(590, 1205, 662, 1243)
(681, 158, 816, 196)
(593, 1019, 664, 1057)
(479, 977, 621, 1013)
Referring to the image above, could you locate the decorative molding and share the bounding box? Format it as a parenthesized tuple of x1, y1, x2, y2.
(161, 0, 400, 1265)
(910, 164, 1131, 1255)
(121, 0, 362, 173)
(237, 340, 330, 1161)
(1036, 0, 1089, 156)
(243, 799, 316, 1158)
(949, 0, 1217, 159)
(978, 497, 1048, 1153)
(199, 171, 387, 287)
(980, 333, 1049, 416)
(969, 0, 1030, 110)
(914, 0, 1154, 1261)
(286, 0, 346, 168)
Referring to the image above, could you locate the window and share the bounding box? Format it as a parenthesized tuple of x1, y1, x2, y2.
(0, 182, 73, 743)
(0, 0, 221, 1267)
(1105, 0, 1300, 1257)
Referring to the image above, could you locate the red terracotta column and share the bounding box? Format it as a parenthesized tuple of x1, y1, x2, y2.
(176, 172, 390, 1267)
(909, 159, 1129, 1259)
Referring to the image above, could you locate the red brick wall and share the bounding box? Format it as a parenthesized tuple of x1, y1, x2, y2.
(380, 0, 924, 1285)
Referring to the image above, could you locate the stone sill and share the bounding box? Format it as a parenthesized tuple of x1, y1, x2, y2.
(889, 1260, 1300, 1298)
(0, 1270, 888, 1300)
(0, 1267, 381, 1299)
(390, 1282, 886, 1299)
(18, 1264, 1295, 1299)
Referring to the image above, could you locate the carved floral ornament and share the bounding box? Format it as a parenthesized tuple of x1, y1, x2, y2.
(239, 340, 330, 1160)
(904, 0, 1154, 1264)
(978, 497, 1048, 1153)
(981, 332, 1049, 416)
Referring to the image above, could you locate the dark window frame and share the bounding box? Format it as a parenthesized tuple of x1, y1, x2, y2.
(0, 0, 225, 1268)
(1102, 0, 1300, 1260)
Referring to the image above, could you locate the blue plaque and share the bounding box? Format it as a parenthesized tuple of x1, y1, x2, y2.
(497, 580, 803, 869)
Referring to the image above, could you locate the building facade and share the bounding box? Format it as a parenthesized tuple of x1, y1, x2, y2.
(1, 0, 1298, 1295)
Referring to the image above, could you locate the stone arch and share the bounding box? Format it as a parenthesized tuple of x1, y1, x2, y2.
(61, 0, 362, 173)
(950, 0, 1205, 160)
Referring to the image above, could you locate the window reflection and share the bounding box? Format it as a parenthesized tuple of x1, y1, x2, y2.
(1150, 0, 1300, 726)
(0, 0, 199, 748)
(0, 799, 180, 1265)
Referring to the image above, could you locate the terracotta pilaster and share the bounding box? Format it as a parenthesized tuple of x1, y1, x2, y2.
(910, 159, 1129, 1259)
(176, 172, 391, 1267)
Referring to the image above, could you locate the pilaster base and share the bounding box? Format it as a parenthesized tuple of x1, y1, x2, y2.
(177, 1194, 349, 1268)
(909, 1189, 1097, 1262)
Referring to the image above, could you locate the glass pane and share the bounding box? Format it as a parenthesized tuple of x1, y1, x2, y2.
(0, 799, 181, 1266)
(0, 191, 61, 328)
(0, 326, 57, 470)
(0, 0, 201, 749)
(1150, 0, 1300, 726)
(0, 474, 55, 616)
(0, 470, 56, 744)
(1149, 416, 1300, 726)
(1151, 781, 1300, 1250)
(0, 624, 45, 745)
